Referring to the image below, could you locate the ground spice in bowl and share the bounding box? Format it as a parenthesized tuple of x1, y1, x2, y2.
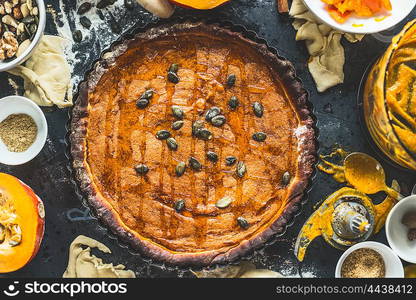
(0, 114, 38, 153)
(341, 248, 386, 278)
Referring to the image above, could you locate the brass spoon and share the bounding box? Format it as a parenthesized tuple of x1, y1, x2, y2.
(344, 152, 403, 200)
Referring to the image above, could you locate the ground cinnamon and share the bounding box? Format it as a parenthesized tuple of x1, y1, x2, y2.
(0, 114, 38, 153)
(341, 248, 385, 278)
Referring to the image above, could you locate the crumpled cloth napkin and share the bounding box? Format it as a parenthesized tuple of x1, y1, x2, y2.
(7, 35, 72, 108)
(63, 235, 135, 278)
(289, 0, 364, 92)
(193, 261, 283, 278)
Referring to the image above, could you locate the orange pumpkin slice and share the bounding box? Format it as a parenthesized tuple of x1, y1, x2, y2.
(0, 173, 45, 273)
(322, 0, 392, 23)
(169, 0, 229, 10)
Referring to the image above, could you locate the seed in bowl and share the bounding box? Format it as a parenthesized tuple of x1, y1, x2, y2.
(0, 0, 39, 61)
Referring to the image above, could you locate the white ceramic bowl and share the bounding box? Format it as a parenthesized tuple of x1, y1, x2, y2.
(335, 241, 404, 278)
(0, 0, 46, 72)
(386, 195, 416, 263)
(303, 0, 416, 34)
(0, 96, 47, 165)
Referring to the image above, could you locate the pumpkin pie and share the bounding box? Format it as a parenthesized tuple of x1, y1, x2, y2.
(70, 23, 317, 266)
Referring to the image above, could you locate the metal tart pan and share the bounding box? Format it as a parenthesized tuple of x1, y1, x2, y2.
(65, 15, 319, 272)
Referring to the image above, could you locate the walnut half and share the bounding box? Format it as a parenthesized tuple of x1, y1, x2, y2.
(0, 31, 18, 60)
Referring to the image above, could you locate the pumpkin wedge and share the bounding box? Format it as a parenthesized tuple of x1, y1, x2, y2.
(0, 173, 45, 273)
(169, 0, 229, 10)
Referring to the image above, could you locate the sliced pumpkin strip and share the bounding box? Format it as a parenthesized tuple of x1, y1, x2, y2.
(322, 0, 392, 23)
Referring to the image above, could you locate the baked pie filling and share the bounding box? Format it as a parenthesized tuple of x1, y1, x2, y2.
(71, 23, 316, 265)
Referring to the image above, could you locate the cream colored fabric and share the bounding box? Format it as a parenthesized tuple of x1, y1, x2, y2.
(290, 0, 364, 92)
(63, 235, 136, 278)
(193, 261, 283, 278)
(7, 35, 72, 108)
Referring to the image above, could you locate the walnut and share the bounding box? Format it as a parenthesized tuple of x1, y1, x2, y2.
(1, 31, 18, 58)
(13, 6, 22, 19)
(0, 4, 5, 15)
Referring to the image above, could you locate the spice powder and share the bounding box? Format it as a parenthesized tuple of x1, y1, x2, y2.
(0, 114, 38, 152)
(341, 248, 386, 278)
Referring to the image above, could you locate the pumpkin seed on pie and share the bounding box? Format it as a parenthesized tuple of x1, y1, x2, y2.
(168, 63, 179, 73)
(206, 151, 219, 162)
(167, 137, 178, 151)
(225, 156, 237, 166)
(228, 96, 239, 110)
(211, 115, 226, 127)
(136, 98, 149, 109)
(205, 107, 221, 122)
(237, 217, 249, 229)
(252, 102, 264, 117)
(175, 162, 186, 177)
(168, 72, 179, 83)
(252, 132, 267, 142)
(156, 130, 171, 140)
(174, 200, 185, 212)
(227, 74, 236, 87)
(197, 128, 213, 141)
(172, 121, 184, 130)
(282, 171, 291, 186)
(171, 106, 184, 119)
(135, 164, 149, 175)
(216, 196, 233, 209)
(236, 161, 247, 178)
(189, 157, 202, 171)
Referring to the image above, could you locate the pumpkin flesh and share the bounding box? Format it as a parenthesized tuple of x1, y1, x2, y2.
(169, 0, 229, 10)
(0, 173, 45, 273)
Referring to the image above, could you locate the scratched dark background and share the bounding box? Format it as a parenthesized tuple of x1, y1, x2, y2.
(1, 0, 416, 278)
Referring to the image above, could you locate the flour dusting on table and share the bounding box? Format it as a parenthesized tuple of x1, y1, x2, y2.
(51, 0, 155, 93)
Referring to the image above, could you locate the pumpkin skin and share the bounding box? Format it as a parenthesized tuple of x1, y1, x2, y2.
(169, 0, 230, 10)
(0, 173, 45, 273)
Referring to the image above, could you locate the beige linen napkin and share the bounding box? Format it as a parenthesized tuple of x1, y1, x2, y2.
(289, 0, 364, 92)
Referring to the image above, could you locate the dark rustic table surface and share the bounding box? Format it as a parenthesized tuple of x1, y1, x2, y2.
(1, 0, 416, 278)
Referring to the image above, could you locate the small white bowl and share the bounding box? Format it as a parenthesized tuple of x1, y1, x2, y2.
(335, 241, 404, 278)
(0, 0, 46, 72)
(386, 195, 416, 263)
(303, 0, 416, 34)
(0, 96, 47, 165)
